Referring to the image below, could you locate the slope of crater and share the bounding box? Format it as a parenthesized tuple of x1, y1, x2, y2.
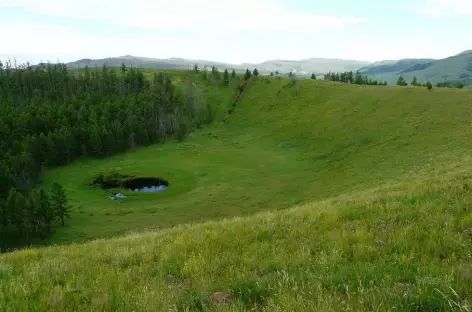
(39, 77, 472, 245)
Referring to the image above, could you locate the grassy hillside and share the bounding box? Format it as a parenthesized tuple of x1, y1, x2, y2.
(363, 51, 472, 86)
(359, 59, 434, 75)
(2, 75, 472, 310)
(245, 58, 369, 76)
(2, 157, 472, 311)
(32, 78, 472, 247)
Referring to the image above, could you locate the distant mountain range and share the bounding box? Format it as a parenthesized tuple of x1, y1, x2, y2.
(358, 51, 472, 85)
(65, 50, 472, 85)
(66, 55, 370, 76)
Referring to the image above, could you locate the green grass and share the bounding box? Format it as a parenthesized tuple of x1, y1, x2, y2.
(2, 75, 472, 310)
(41, 78, 472, 245)
(2, 159, 472, 311)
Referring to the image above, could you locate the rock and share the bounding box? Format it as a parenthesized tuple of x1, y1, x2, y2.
(210, 292, 231, 304)
(395, 283, 410, 294)
(376, 240, 383, 248)
(92, 295, 108, 305)
(465, 228, 472, 236)
(48, 295, 61, 307)
(459, 266, 472, 281)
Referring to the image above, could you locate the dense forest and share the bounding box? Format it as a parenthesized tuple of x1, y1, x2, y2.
(0, 61, 214, 249)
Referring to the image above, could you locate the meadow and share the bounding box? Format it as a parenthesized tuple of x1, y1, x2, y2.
(1, 74, 472, 310)
(41, 78, 472, 245)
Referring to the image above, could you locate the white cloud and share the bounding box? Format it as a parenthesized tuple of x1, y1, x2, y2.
(417, 0, 472, 16)
(0, 0, 367, 34)
(0, 0, 369, 64)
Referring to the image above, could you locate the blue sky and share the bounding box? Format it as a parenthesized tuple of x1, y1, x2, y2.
(0, 0, 471, 64)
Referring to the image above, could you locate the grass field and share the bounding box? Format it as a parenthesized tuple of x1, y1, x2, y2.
(41, 78, 472, 245)
(2, 158, 472, 311)
(2, 74, 472, 310)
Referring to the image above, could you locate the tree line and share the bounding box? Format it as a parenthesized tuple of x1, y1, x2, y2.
(397, 75, 464, 89)
(0, 61, 213, 248)
(1, 182, 69, 245)
(323, 71, 388, 86)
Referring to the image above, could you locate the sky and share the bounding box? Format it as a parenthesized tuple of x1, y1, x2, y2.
(0, 0, 471, 64)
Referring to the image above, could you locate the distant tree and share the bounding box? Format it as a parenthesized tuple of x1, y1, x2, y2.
(37, 189, 54, 235)
(275, 70, 279, 76)
(223, 68, 230, 87)
(411, 76, 418, 86)
(253, 68, 259, 77)
(0, 201, 5, 236)
(211, 66, 220, 79)
(231, 69, 236, 79)
(311, 73, 316, 80)
(289, 72, 293, 77)
(426, 81, 433, 90)
(354, 71, 364, 84)
(244, 69, 252, 80)
(193, 64, 199, 73)
(270, 72, 274, 76)
(347, 71, 354, 84)
(7, 188, 23, 234)
(120, 62, 127, 75)
(50, 182, 69, 226)
(396, 76, 407, 86)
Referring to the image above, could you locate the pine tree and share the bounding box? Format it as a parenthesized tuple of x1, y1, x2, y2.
(411, 76, 418, 86)
(253, 68, 259, 77)
(8, 188, 26, 234)
(231, 69, 236, 79)
(193, 64, 199, 73)
(244, 69, 252, 80)
(426, 81, 433, 90)
(0, 200, 5, 239)
(311, 73, 316, 80)
(50, 182, 69, 226)
(396, 76, 407, 86)
(348, 71, 354, 84)
(289, 72, 293, 77)
(270, 72, 274, 76)
(354, 72, 364, 84)
(120, 62, 127, 75)
(211, 66, 220, 79)
(0, 199, 7, 228)
(275, 70, 279, 76)
(223, 69, 230, 87)
(37, 189, 54, 235)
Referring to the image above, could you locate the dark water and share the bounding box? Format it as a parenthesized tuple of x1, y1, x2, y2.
(104, 176, 169, 199)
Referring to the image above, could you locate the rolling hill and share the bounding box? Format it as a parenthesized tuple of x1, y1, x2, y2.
(360, 50, 472, 86)
(243, 58, 370, 75)
(1, 73, 472, 311)
(65, 55, 369, 75)
(65, 50, 472, 86)
(359, 59, 434, 75)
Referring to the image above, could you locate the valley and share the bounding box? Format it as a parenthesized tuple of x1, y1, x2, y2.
(1, 65, 472, 311)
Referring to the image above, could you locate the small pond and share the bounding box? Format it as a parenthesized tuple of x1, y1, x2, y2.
(91, 172, 169, 199)
(125, 177, 169, 193)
